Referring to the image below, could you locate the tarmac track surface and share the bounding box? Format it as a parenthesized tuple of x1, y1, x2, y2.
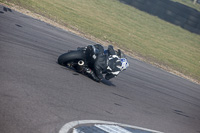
(0, 5, 200, 133)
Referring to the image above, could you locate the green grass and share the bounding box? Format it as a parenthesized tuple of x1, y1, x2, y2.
(1, 0, 200, 81)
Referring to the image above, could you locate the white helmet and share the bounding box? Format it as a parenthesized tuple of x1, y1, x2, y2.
(120, 58, 129, 71)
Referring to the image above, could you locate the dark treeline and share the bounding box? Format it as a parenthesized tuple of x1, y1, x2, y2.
(119, 0, 200, 34)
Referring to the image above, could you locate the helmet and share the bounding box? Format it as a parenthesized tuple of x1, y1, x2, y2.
(120, 58, 129, 71)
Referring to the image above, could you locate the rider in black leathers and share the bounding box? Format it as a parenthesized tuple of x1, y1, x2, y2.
(84, 44, 128, 82)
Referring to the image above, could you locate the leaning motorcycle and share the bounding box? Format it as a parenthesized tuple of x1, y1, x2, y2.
(57, 45, 122, 74)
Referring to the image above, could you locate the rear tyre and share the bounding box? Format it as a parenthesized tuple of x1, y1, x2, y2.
(57, 51, 85, 66)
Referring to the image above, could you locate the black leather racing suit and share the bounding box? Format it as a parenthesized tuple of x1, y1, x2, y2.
(85, 44, 122, 82)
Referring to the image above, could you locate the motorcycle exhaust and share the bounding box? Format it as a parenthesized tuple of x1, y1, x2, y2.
(78, 60, 84, 66)
(76, 60, 84, 72)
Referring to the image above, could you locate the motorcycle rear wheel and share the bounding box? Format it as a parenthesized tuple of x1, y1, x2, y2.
(57, 50, 85, 66)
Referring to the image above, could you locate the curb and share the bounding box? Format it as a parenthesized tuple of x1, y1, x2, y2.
(59, 120, 164, 133)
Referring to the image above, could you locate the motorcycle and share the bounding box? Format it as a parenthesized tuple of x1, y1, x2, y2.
(57, 45, 122, 75)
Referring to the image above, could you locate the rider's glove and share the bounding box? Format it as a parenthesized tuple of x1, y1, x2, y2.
(85, 68, 92, 74)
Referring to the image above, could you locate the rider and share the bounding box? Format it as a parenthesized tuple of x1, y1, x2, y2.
(84, 44, 129, 82)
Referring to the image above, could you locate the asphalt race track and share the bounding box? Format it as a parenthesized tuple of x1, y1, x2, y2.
(0, 5, 200, 133)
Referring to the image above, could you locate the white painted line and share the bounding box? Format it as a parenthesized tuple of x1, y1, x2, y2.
(95, 124, 133, 133)
(59, 120, 164, 133)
